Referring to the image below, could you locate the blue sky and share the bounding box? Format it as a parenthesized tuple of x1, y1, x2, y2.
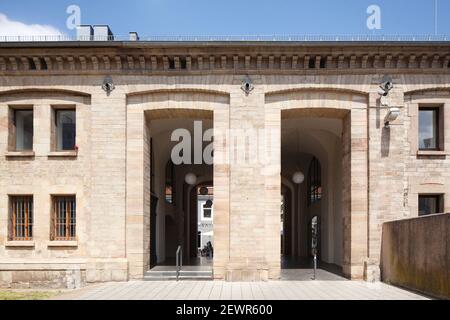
(0, 0, 449, 37)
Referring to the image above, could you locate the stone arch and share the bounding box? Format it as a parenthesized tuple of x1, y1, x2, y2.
(125, 89, 230, 279)
(127, 89, 229, 110)
(266, 87, 369, 99)
(266, 88, 368, 111)
(270, 89, 369, 280)
(404, 87, 450, 97)
(0, 88, 91, 104)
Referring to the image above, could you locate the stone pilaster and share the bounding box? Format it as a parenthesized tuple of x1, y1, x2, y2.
(342, 106, 369, 280)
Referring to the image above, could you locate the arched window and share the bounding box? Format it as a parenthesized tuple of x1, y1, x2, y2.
(165, 160, 176, 204)
(307, 157, 322, 206)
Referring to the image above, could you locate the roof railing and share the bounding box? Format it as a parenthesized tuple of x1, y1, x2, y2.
(0, 34, 449, 43)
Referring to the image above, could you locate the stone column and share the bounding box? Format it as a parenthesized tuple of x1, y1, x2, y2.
(366, 91, 406, 282)
(125, 104, 149, 279)
(213, 106, 230, 280)
(264, 102, 281, 279)
(224, 79, 280, 281)
(342, 106, 369, 280)
(88, 89, 127, 282)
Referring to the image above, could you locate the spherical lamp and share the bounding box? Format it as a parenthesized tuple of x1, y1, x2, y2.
(292, 172, 305, 185)
(185, 173, 197, 186)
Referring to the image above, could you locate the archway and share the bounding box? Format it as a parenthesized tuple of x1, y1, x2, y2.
(267, 88, 369, 280)
(280, 114, 344, 274)
(125, 89, 230, 279)
(145, 112, 214, 268)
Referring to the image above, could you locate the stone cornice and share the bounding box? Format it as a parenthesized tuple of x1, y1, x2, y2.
(0, 42, 449, 75)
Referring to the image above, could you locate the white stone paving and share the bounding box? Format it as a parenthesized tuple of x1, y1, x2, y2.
(55, 270, 429, 301)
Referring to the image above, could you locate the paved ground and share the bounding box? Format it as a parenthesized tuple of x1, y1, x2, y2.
(55, 269, 429, 300)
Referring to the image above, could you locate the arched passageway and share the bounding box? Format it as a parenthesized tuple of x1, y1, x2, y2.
(145, 110, 214, 269)
(280, 110, 345, 275)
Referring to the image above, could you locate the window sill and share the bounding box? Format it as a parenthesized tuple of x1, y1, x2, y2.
(5, 241, 35, 248)
(47, 241, 78, 248)
(417, 150, 448, 157)
(48, 151, 78, 158)
(5, 151, 35, 158)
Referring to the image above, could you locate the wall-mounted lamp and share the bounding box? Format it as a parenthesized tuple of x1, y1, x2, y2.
(102, 75, 115, 96)
(378, 75, 399, 128)
(378, 75, 394, 97)
(384, 107, 400, 128)
(241, 75, 254, 96)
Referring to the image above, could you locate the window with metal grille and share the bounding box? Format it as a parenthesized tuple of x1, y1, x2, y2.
(51, 196, 76, 241)
(9, 196, 33, 241)
(307, 157, 322, 206)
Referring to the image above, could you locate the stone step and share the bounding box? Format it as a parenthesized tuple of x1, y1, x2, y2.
(144, 276, 213, 281)
(144, 270, 213, 281)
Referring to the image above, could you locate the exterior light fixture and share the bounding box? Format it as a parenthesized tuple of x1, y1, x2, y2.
(378, 75, 394, 97)
(377, 75, 399, 128)
(241, 75, 254, 95)
(102, 75, 115, 95)
(292, 172, 305, 185)
(185, 173, 197, 186)
(384, 107, 400, 128)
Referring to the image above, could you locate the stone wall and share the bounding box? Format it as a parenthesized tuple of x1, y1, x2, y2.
(0, 84, 128, 288)
(0, 41, 449, 286)
(381, 214, 450, 299)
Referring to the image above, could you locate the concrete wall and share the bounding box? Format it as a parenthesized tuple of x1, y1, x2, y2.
(381, 214, 450, 299)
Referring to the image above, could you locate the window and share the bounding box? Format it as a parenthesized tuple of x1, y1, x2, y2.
(55, 109, 76, 151)
(9, 108, 33, 151)
(419, 194, 444, 216)
(165, 160, 175, 204)
(8, 196, 33, 241)
(419, 107, 440, 150)
(51, 196, 76, 241)
(202, 202, 213, 219)
(307, 157, 322, 206)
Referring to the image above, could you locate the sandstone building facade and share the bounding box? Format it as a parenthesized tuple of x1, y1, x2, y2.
(0, 37, 449, 288)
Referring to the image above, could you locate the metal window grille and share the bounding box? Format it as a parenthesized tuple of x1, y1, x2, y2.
(51, 196, 76, 241)
(9, 196, 33, 241)
(307, 157, 322, 206)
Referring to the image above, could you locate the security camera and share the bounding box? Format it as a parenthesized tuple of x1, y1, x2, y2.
(379, 75, 394, 96)
(384, 107, 400, 127)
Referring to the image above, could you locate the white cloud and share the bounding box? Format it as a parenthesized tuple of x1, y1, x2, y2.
(0, 13, 63, 37)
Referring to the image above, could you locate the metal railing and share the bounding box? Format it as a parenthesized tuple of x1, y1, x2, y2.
(0, 34, 449, 43)
(176, 245, 183, 281)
